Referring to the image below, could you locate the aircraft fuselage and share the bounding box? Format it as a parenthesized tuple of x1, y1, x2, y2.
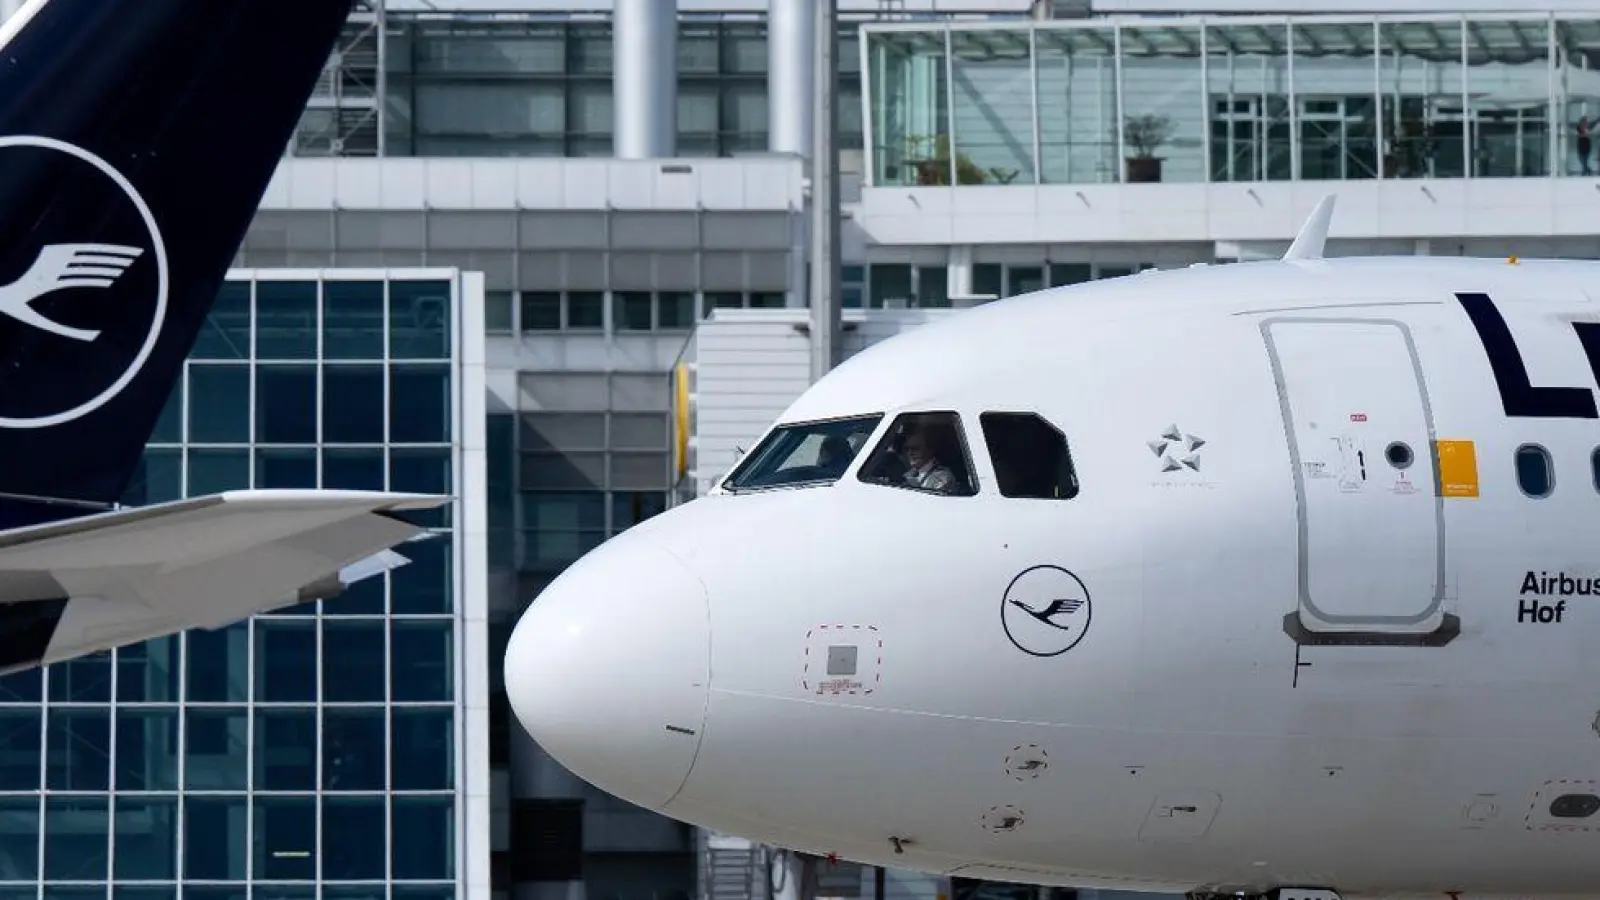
(508, 256, 1600, 900)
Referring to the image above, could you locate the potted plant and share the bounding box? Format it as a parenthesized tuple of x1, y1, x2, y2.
(903, 134, 992, 186)
(1124, 113, 1173, 183)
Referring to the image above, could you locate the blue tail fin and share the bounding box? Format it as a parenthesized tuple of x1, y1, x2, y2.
(0, 0, 353, 526)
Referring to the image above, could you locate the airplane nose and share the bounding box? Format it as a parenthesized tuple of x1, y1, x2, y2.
(503, 534, 710, 811)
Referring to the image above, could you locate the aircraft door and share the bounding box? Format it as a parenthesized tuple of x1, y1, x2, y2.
(1261, 318, 1451, 644)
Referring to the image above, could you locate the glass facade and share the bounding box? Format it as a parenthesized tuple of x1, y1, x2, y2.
(382, 19, 865, 158)
(866, 14, 1599, 187)
(0, 273, 466, 900)
(511, 372, 674, 582)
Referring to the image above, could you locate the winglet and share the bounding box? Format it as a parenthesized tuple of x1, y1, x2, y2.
(1283, 194, 1337, 261)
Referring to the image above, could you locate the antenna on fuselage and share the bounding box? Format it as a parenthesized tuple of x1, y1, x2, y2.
(1283, 194, 1337, 262)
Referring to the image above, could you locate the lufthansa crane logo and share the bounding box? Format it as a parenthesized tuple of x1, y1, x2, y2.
(0, 135, 169, 429)
(1000, 565, 1093, 657)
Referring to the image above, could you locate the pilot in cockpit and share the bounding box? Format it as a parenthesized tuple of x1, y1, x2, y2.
(816, 435, 852, 476)
(901, 427, 956, 494)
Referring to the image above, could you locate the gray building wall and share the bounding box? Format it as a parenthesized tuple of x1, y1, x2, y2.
(238, 155, 805, 900)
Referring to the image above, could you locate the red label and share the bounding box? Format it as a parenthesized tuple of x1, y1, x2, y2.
(1350, 413, 1368, 422)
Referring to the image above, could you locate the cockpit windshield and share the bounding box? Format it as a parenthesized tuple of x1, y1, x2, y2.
(719, 415, 883, 492)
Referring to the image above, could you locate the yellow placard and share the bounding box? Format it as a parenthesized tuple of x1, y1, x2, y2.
(673, 363, 690, 480)
(1436, 439, 1479, 498)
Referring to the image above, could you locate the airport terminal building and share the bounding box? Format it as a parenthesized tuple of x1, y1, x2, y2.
(5, 1, 1600, 900)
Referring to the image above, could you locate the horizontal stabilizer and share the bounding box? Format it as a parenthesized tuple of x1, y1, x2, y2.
(0, 489, 451, 672)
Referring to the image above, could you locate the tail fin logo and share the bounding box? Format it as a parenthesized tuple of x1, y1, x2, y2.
(0, 243, 145, 342)
(0, 136, 169, 429)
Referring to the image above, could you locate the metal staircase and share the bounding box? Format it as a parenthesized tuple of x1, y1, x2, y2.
(701, 832, 768, 900)
(293, 0, 386, 157)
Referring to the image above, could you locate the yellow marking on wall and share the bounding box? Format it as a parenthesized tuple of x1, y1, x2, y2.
(673, 363, 690, 480)
(1436, 439, 1479, 498)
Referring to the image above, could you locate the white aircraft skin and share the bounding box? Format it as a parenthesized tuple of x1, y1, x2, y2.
(505, 200, 1600, 900)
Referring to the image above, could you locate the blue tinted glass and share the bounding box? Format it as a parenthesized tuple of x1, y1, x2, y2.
(186, 623, 248, 702)
(44, 796, 107, 880)
(46, 707, 109, 791)
(185, 890, 246, 900)
(324, 281, 384, 360)
(255, 887, 315, 900)
(183, 796, 247, 880)
(115, 708, 178, 791)
(392, 620, 452, 703)
(188, 449, 250, 495)
(392, 889, 454, 900)
(392, 797, 455, 880)
(0, 667, 40, 703)
(117, 636, 178, 702)
(390, 532, 451, 615)
(114, 797, 176, 880)
(255, 796, 315, 880)
(325, 365, 385, 443)
(321, 582, 385, 616)
(390, 365, 451, 443)
(152, 378, 182, 442)
(192, 281, 250, 360)
(255, 281, 317, 359)
(390, 448, 451, 527)
(3, 889, 41, 900)
(187, 365, 249, 443)
(323, 448, 385, 490)
(0, 798, 36, 879)
(121, 447, 182, 506)
(254, 708, 316, 791)
(390, 281, 451, 360)
(487, 415, 515, 568)
(323, 621, 385, 703)
(323, 708, 386, 791)
(255, 621, 316, 703)
(324, 889, 387, 900)
(392, 708, 452, 790)
(184, 707, 247, 791)
(257, 448, 317, 488)
(41, 889, 101, 900)
(256, 365, 317, 443)
(0, 710, 38, 790)
(48, 652, 111, 702)
(322, 796, 386, 880)
(115, 888, 177, 900)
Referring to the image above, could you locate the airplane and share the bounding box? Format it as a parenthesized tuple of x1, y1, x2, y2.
(505, 194, 1600, 900)
(0, 0, 447, 673)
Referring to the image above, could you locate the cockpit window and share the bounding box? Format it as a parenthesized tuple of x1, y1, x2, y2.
(980, 411, 1080, 500)
(720, 415, 882, 491)
(856, 411, 978, 497)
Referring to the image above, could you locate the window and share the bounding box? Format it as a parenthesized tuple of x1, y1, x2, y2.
(521, 291, 561, 330)
(856, 412, 978, 497)
(485, 290, 515, 334)
(1516, 444, 1554, 497)
(979, 412, 1080, 500)
(255, 281, 317, 359)
(1591, 447, 1600, 493)
(720, 415, 883, 492)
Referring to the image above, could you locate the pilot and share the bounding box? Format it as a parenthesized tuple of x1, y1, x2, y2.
(816, 435, 851, 475)
(901, 427, 956, 493)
